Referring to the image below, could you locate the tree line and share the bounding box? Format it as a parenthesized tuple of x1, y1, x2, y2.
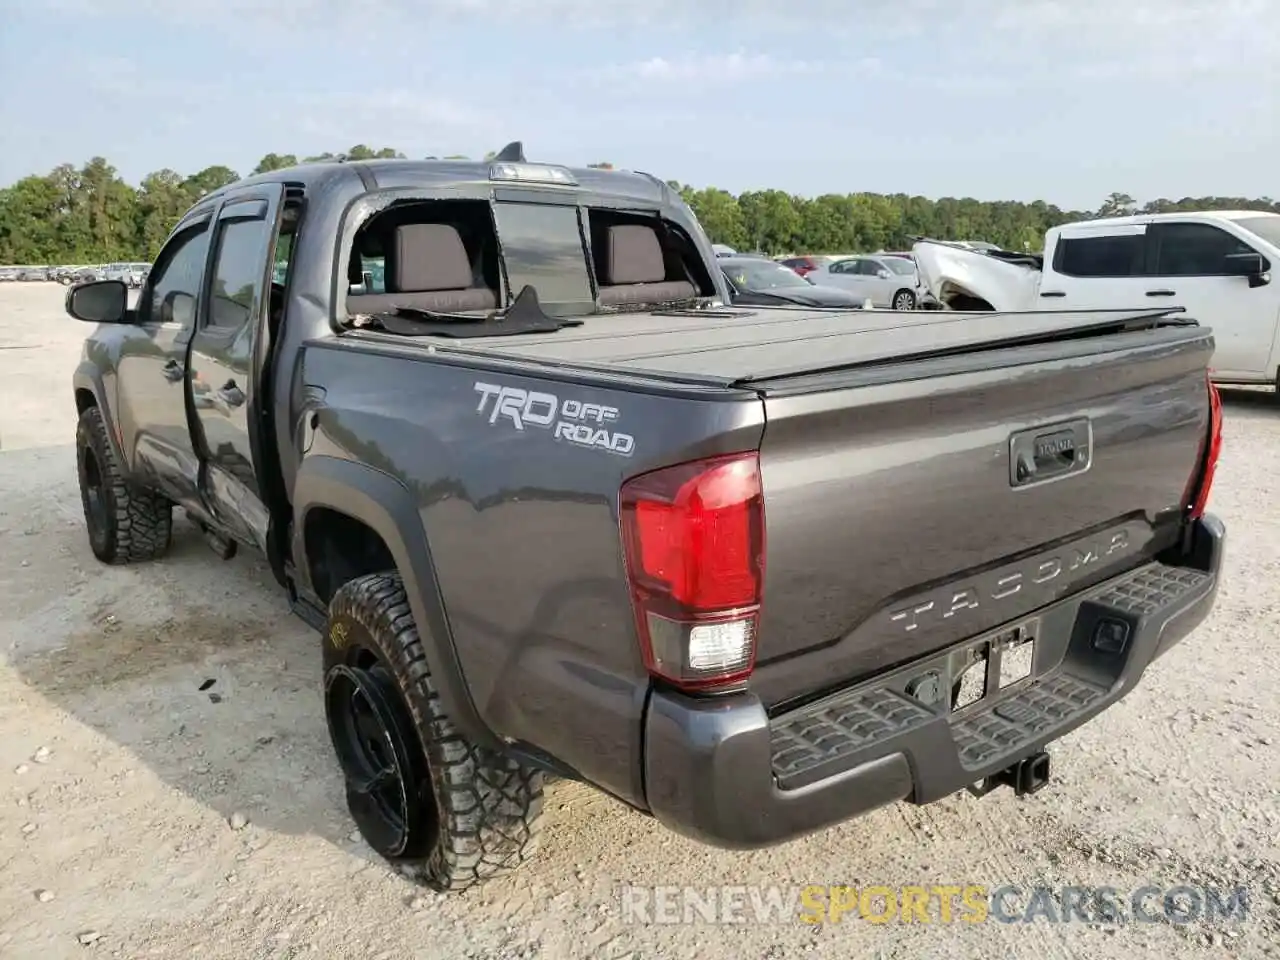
(1, 145, 1276, 265)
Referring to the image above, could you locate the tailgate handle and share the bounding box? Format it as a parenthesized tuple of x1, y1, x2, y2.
(1146, 289, 1177, 297)
(1010, 421, 1091, 488)
(1028, 430, 1076, 476)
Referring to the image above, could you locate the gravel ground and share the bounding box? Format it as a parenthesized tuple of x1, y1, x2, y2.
(1, 282, 1278, 959)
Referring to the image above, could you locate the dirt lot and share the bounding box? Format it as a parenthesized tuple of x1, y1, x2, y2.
(1, 281, 1278, 959)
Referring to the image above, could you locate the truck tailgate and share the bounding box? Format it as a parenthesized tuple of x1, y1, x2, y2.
(749, 321, 1213, 711)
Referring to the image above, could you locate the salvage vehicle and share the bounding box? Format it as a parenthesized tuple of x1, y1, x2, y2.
(65, 144, 1226, 893)
(913, 211, 1280, 391)
(720, 255, 866, 307)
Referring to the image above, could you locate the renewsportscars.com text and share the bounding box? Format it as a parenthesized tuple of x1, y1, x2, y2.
(619, 883, 1251, 926)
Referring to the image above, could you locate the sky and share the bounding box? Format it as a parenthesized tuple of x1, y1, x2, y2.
(2, 0, 1277, 209)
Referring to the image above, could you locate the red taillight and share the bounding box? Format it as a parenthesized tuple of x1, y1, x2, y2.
(619, 452, 765, 693)
(1186, 377, 1224, 519)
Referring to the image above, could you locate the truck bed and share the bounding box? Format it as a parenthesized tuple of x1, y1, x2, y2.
(418, 304, 1197, 386)
(336, 301, 1214, 723)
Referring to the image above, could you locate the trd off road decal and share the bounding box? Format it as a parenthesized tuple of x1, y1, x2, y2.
(472, 381, 635, 457)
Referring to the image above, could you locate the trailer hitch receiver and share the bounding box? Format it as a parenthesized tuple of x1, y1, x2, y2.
(967, 750, 1051, 798)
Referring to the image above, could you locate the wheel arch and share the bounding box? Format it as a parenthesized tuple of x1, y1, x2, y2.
(291, 455, 496, 747)
(72, 364, 127, 468)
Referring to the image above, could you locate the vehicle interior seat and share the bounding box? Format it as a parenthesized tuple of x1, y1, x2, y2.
(346, 223, 497, 315)
(596, 224, 698, 306)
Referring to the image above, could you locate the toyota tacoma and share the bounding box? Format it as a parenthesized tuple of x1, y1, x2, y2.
(66, 144, 1226, 892)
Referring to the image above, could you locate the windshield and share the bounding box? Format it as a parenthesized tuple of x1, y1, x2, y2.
(883, 258, 915, 275)
(725, 260, 811, 291)
(492, 201, 594, 316)
(1237, 216, 1280, 250)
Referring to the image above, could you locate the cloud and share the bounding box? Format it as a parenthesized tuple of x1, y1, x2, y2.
(598, 51, 880, 85)
(984, 0, 1279, 80)
(284, 89, 498, 151)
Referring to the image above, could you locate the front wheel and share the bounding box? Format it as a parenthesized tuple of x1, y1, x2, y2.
(892, 289, 917, 311)
(322, 572, 544, 892)
(75, 406, 172, 564)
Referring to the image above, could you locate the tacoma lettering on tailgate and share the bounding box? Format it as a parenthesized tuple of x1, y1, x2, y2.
(887, 529, 1132, 632)
(473, 381, 636, 456)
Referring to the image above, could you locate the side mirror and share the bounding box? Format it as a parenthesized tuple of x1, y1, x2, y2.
(1225, 252, 1265, 276)
(65, 279, 129, 323)
(877, 269, 891, 279)
(1225, 252, 1271, 288)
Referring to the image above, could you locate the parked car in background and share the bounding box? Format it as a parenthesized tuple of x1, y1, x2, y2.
(777, 255, 833, 278)
(70, 266, 106, 285)
(0, 268, 18, 282)
(102, 262, 150, 287)
(16, 266, 50, 281)
(913, 210, 1280, 391)
(712, 243, 737, 257)
(807, 254, 924, 309)
(720, 256, 866, 308)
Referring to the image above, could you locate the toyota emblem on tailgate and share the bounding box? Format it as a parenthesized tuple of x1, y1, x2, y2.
(1009, 418, 1092, 488)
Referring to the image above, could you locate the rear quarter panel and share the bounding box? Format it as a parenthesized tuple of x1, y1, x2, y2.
(298, 337, 763, 805)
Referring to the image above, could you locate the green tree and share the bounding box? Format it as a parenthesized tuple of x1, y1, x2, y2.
(135, 169, 191, 258)
(3, 149, 1279, 265)
(184, 165, 239, 199)
(738, 189, 802, 254)
(684, 187, 748, 250)
(1097, 192, 1137, 218)
(252, 153, 299, 174)
(0, 175, 63, 262)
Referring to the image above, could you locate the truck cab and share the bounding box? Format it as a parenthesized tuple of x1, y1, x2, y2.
(1039, 212, 1280, 386)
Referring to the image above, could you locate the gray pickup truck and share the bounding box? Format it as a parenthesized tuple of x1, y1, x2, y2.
(65, 144, 1226, 893)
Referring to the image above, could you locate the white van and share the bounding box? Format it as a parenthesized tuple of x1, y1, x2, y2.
(913, 211, 1280, 389)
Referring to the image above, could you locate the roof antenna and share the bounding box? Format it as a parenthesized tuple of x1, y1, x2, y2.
(493, 141, 525, 162)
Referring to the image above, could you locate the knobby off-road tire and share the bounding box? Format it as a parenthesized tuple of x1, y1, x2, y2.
(75, 405, 172, 564)
(322, 572, 544, 892)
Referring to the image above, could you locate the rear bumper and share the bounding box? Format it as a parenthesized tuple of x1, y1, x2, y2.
(642, 513, 1225, 849)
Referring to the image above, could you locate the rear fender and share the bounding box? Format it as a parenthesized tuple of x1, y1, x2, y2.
(291, 455, 496, 747)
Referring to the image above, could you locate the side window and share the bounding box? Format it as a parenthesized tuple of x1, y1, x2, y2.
(854, 259, 876, 276)
(143, 223, 210, 327)
(1151, 223, 1254, 277)
(272, 232, 293, 286)
(208, 212, 271, 330)
(1054, 234, 1145, 278)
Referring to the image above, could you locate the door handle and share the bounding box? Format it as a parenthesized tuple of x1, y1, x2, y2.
(1039, 291, 1066, 298)
(162, 358, 185, 382)
(217, 380, 246, 408)
(1146, 289, 1177, 297)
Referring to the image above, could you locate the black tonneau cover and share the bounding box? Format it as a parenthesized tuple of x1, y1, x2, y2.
(424, 305, 1194, 386)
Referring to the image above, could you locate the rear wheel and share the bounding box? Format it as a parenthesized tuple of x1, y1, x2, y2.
(75, 406, 172, 564)
(322, 572, 544, 892)
(892, 289, 917, 311)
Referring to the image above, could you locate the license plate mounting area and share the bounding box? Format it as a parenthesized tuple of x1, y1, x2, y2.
(949, 619, 1039, 715)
